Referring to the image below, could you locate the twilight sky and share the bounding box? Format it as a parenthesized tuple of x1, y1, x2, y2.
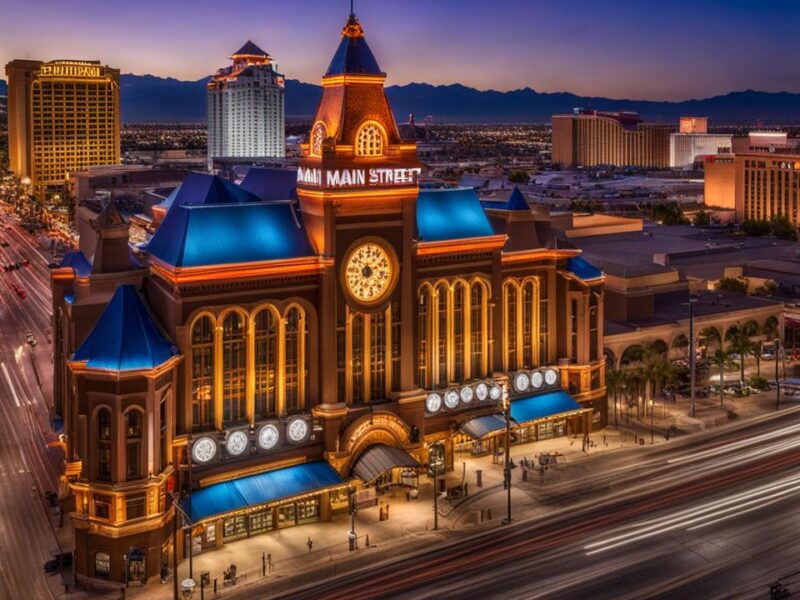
(1, 0, 799, 100)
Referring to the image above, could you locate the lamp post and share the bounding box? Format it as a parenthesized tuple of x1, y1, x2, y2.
(180, 578, 196, 599)
(650, 399, 655, 444)
(688, 296, 698, 418)
(775, 337, 782, 411)
(502, 385, 512, 525)
(428, 442, 444, 531)
(348, 487, 358, 550)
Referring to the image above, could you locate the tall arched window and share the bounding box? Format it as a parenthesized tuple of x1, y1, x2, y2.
(126, 410, 143, 481)
(521, 279, 539, 368)
(418, 287, 431, 389)
(347, 306, 394, 405)
(284, 307, 306, 412)
(254, 309, 278, 417)
(222, 312, 246, 423)
(453, 282, 466, 382)
(190, 316, 214, 427)
(503, 281, 519, 371)
(435, 283, 449, 387)
(356, 123, 385, 157)
(97, 408, 112, 482)
(470, 281, 487, 378)
(351, 313, 365, 404)
(370, 309, 387, 401)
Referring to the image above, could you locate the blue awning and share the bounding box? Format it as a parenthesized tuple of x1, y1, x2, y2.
(185, 461, 344, 522)
(510, 390, 585, 425)
(566, 256, 603, 281)
(459, 414, 508, 439)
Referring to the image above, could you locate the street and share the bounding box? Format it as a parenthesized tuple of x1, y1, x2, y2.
(248, 409, 800, 600)
(0, 211, 62, 600)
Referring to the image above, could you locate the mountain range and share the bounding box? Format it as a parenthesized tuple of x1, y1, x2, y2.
(4, 75, 800, 124)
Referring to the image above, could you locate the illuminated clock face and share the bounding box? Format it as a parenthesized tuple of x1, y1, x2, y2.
(258, 424, 279, 450)
(514, 372, 531, 392)
(475, 382, 489, 401)
(226, 431, 249, 456)
(287, 418, 309, 443)
(426, 393, 442, 413)
(489, 385, 502, 401)
(344, 241, 395, 304)
(531, 371, 544, 389)
(460, 386, 474, 404)
(444, 390, 460, 409)
(545, 369, 559, 386)
(192, 437, 217, 464)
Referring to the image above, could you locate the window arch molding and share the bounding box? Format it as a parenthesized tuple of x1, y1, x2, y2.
(122, 405, 146, 481)
(355, 120, 387, 157)
(91, 403, 114, 482)
(310, 121, 327, 157)
(502, 276, 542, 372)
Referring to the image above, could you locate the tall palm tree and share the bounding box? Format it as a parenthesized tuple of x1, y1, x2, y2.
(709, 348, 736, 407)
(699, 326, 722, 351)
(725, 321, 758, 384)
(606, 368, 626, 429)
(625, 370, 643, 419)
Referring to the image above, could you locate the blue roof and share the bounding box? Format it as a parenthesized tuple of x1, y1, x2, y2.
(416, 187, 495, 242)
(325, 17, 383, 76)
(72, 285, 177, 371)
(58, 250, 92, 277)
(185, 461, 344, 522)
(148, 201, 314, 268)
(459, 414, 508, 439)
(239, 167, 298, 201)
(510, 390, 584, 424)
(566, 256, 603, 281)
(501, 187, 530, 211)
(161, 173, 260, 214)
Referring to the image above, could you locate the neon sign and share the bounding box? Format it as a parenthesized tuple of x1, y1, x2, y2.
(297, 167, 421, 189)
(40, 64, 102, 78)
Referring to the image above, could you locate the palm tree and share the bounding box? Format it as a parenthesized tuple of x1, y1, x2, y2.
(606, 368, 626, 429)
(709, 348, 736, 407)
(653, 361, 679, 401)
(725, 321, 758, 384)
(625, 370, 643, 419)
(699, 326, 722, 351)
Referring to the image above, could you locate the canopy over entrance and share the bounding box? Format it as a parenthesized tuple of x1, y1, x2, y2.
(510, 390, 586, 425)
(459, 414, 508, 439)
(351, 444, 420, 482)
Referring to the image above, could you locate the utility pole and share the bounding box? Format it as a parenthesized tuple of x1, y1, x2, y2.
(172, 495, 179, 600)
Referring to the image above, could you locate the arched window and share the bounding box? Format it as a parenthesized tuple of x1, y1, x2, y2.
(284, 307, 306, 413)
(356, 123, 385, 157)
(351, 312, 365, 404)
(435, 283, 449, 387)
(470, 281, 487, 378)
(222, 312, 246, 423)
(347, 306, 394, 405)
(125, 410, 143, 481)
(254, 309, 278, 417)
(310, 122, 326, 157)
(453, 282, 466, 382)
(504, 277, 541, 371)
(190, 316, 214, 427)
(97, 408, 112, 482)
(370, 309, 387, 401)
(503, 281, 519, 371)
(417, 287, 431, 389)
(521, 279, 539, 368)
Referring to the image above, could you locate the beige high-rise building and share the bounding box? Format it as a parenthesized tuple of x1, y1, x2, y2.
(5, 59, 120, 203)
(552, 109, 673, 169)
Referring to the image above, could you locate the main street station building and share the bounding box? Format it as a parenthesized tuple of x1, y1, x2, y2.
(51, 13, 606, 584)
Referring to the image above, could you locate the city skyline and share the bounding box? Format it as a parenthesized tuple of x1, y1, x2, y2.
(2, 0, 800, 101)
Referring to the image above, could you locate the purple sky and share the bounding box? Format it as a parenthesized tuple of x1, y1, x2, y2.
(2, 0, 799, 100)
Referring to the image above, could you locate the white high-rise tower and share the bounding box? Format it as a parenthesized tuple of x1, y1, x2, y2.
(207, 41, 285, 170)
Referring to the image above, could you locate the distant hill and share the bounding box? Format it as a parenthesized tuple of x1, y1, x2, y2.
(4, 73, 794, 124)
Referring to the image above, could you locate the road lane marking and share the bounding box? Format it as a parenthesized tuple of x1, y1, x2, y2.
(1, 362, 21, 407)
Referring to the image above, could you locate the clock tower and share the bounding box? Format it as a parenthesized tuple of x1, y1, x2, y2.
(297, 11, 424, 445)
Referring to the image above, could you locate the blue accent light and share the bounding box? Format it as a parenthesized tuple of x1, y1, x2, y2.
(566, 256, 603, 281)
(510, 390, 583, 424)
(72, 285, 177, 371)
(57, 250, 92, 277)
(184, 461, 344, 522)
(416, 187, 495, 242)
(147, 201, 314, 268)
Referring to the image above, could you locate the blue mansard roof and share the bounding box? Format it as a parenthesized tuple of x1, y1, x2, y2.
(501, 187, 530, 211)
(239, 167, 298, 201)
(148, 200, 314, 268)
(72, 285, 177, 372)
(416, 187, 496, 242)
(158, 172, 260, 214)
(325, 16, 384, 76)
(58, 250, 92, 277)
(566, 255, 603, 281)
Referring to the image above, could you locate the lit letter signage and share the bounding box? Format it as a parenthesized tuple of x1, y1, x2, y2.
(39, 63, 102, 78)
(297, 166, 421, 190)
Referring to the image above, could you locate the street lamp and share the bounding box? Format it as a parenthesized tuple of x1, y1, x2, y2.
(502, 384, 512, 525)
(348, 487, 358, 550)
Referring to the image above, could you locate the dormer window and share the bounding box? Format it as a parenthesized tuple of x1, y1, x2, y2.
(356, 122, 385, 157)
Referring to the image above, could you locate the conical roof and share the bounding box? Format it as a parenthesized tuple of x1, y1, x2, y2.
(232, 40, 270, 58)
(502, 187, 530, 211)
(325, 14, 383, 76)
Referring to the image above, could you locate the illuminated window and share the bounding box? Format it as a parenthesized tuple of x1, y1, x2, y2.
(504, 281, 519, 371)
(125, 410, 143, 481)
(356, 123, 385, 157)
(310, 122, 326, 156)
(94, 552, 111, 579)
(254, 309, 278, 417)
(418, 287, 431, 389)
(521, 280, 537, 368)
(351, 313, 365, 405)
(470, 281, 487, 378)
(453, 282, 466, 382)
(97, 408, 112, 482)
(222, 312, 246, 423)
(190, 316, 215, 427)
(370, 310, 387, 401)
(436, 283, 449, 387)
(284, 307, 307, 412)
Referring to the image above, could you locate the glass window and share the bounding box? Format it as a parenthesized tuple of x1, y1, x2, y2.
(94, 494, 112, 520)
(277, 503, 296, 528)
(391, 300, 401, 392)
(417, 287, 430, 389)
(470, 282, 486, 378)
(296, 498, 320, 524)
(436, 284, 449, 387)
(126, 441, 141, 481)
(284, 307, 306, 412)
(539, 277, 549, 363)
(504, 282, 518, 371)
(351, 313, 364, 405)
(97, 408, 112, 482)
(254, 309, 277, 417)
(190, 316, 214, 427)
(249, 510, 273, 534)
(222, 313, 246, 423)
(223, 515, 247, 541)
(94, 552, 110, 579)
(126, 493, 146, 520)
(356, 123, 385, 157)
(370, 310, 387, 401)
(453, 283, 465, 382)
(522, 280, 536, 368)
(126, 411, 141, 438)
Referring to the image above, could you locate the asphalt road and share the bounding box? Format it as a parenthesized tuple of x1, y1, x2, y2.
(0, 212, 62, 600)
(262, 409, 800, 600)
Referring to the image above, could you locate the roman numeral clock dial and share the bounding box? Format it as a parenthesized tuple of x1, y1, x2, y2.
(342, 240, 398, 305)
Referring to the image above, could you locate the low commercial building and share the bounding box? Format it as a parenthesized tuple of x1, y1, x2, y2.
(551, 109, 673, 169)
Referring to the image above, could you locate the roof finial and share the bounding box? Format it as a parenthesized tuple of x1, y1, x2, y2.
(350, 0, 354, 17)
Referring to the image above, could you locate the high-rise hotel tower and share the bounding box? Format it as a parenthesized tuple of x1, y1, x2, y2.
(5, 59, 120, 202)
(207, 41, 285, 170)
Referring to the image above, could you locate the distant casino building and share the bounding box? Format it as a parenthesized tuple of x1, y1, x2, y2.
(52, 12, 605, 584)
(670, 128, 732, 169)
(5, 59, 120, 202)
(207, 41, 285, 170)
(551, 109, 673, 169)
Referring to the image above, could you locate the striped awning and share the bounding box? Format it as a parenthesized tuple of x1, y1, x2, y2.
(351, 444, 420, 482)
(459, 414, 508, 439)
